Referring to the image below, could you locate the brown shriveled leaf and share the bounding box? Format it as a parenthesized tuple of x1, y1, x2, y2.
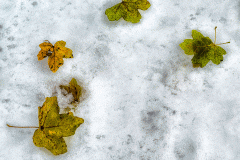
(63, 106, 72, 113)
(37, 40, 73, 73)
(32, 97, 84, 155)
(60, 78, 82, 103)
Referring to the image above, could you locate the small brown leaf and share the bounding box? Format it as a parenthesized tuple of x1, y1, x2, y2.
(60, 78, 82, 103)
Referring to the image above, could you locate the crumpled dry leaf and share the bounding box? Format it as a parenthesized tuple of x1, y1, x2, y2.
(37, 40, 73, 72)
(32, 97, 84, 155)
(60, 78, 82, 103)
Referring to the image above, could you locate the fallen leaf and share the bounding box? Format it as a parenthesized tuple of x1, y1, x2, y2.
(37, 40, 73, 72)
(32, 97, 84, 155)
(37, 41, 53, 60)
(105, 0, 151, 23)
(54, 41, 73, 59)
(179, 27, 230, 68)
(60, 78, 82, 103)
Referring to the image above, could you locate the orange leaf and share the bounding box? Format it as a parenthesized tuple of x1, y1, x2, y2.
(37, 40, 73, 72)
(37, 42, 53, 60)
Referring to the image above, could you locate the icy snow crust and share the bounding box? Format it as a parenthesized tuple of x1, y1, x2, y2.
(1, 0, 240, 159)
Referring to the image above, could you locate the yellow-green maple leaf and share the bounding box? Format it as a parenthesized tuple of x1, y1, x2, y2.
(105, 0, 151, 23)
(32, 97, 84, 155)
(179, 27, 229, 68)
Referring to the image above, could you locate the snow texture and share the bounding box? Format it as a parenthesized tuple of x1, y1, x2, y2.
(1, 0, 240, 159)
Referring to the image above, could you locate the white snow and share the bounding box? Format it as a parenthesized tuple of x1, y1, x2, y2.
(1, 0, 240, 159)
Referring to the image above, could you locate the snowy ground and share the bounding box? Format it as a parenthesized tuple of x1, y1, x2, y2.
(1, 0, 240, 159)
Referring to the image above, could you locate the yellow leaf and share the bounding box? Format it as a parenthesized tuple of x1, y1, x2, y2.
(62, 48, 73, 58)
(54, 41, 73, 58)
(7, 97, 84, 155)
(37, 40, 73, 72)
(48, 50, 64, 73)
(33, 97, 84, 155)
(37, 42, 53, 60)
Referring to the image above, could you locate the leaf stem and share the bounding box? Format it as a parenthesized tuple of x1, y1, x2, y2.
(214, 26, 217, 44)
(44, 40, 50, 43)
(215, 42, 230, 46)
(7, 124, 39, 128)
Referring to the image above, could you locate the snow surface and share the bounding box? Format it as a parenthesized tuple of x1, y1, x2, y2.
(1, 0, 240, 159)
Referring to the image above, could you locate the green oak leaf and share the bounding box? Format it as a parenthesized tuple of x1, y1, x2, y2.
(105, 0, 151, 23)
(60, 78, 82, 103)
(32, 97, 84, 155)
(179, 27, 229, 68)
